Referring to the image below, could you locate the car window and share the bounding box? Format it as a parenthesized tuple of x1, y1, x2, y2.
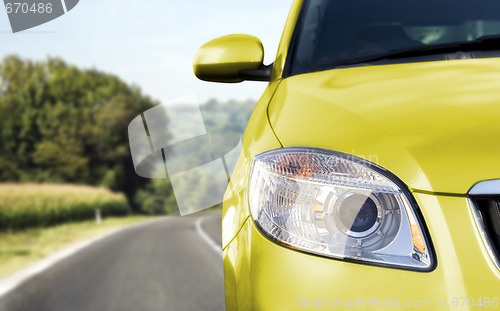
(289, 0, 500, 75)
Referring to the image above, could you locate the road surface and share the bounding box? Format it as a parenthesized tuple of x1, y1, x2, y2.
(0, 213, 225, 311)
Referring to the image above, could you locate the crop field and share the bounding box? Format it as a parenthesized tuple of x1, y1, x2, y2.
(0, 184, 130, 231)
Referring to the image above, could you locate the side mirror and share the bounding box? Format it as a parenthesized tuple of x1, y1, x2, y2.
(193, 34, 271, 83)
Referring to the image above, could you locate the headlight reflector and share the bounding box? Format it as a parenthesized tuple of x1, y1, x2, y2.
(249, 148, 434, 271)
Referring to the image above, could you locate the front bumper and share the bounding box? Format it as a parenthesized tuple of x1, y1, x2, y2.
(223, 192, 500, 311)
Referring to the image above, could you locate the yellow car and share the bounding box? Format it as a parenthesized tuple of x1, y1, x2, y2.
(194, 0, 500, 310)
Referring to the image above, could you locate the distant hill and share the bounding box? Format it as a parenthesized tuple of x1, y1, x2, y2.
(165, 98, 256, 138)
(200, 98, 257, 135)
(134, 98, 258, 215)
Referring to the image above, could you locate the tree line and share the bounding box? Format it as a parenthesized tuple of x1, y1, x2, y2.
(0, 55, 256, 214)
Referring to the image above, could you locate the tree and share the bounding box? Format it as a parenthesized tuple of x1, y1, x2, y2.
(0, 55, 159, 211)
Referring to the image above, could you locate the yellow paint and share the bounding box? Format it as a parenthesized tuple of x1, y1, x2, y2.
(196, 0, 500, 309)
(193, 34, 264, 83)
(268, 58, 500, 194)
(271, 0, 304, 80)
(222, 79, 283, 249)
(223, 192, 500, 310)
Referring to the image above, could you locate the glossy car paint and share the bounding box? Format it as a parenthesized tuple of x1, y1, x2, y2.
(269, 59, 500, 195)
(193, 34, 265, 83)
(221, 0, 500, 309)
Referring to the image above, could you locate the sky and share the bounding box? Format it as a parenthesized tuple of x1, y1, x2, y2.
(0, 0, 293, 103)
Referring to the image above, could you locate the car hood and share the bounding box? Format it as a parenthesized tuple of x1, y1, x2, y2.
(268, 58, 500, 194)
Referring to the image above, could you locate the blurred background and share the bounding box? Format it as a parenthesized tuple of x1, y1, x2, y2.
(0, 0, 291, 300)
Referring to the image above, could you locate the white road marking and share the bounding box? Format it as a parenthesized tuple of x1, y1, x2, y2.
(195, 217, 223, 258)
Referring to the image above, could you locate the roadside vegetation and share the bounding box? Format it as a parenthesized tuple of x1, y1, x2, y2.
(0, 215, 153, 278)
(0, 55, 247, 278)
(0, 56, 157, 211)
(0, 184, 130, 231)
(0, 55, 255, 217)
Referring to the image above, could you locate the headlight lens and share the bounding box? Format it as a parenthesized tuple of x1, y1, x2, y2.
(249, 148, 434, 271)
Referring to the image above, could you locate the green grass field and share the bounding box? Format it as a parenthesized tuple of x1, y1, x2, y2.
(0, 183, 130, 230)
(0, 215, 155, 278)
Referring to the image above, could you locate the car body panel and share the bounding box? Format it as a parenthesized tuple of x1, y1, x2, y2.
(271, 0, 303, 80)
(268, 58, 500, 194)
(224, 188, 500, 310)
(222, 80, 282, 249)
(219, 1, 500, 310)
(222, 58, 500, 309)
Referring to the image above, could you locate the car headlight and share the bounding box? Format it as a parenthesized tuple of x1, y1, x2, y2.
(249, 147, 435, 271)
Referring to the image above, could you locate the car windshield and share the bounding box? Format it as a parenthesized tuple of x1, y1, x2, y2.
(289, 0, 500, 75)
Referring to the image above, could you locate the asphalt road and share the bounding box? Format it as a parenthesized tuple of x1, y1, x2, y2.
(0, 213, 225, 311)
